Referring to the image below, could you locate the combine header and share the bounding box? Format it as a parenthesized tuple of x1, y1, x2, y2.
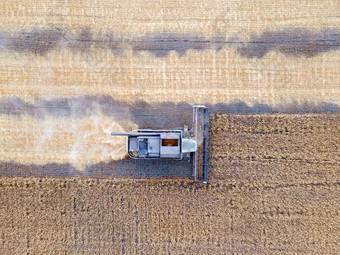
(192, 106, 209, 182)
(111, 105, 209, 183)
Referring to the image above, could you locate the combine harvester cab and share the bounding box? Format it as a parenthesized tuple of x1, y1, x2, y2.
(111, 106, 209, 183)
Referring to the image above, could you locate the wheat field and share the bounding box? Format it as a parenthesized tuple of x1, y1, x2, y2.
(0, 0, 339, 254)
(1, 114, 339, 254)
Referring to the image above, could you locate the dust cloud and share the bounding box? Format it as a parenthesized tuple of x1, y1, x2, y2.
(1, 27, 339, 58)
(0, 113, 137, 170)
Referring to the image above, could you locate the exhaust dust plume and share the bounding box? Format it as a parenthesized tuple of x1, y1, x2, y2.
(0, 113, 137, 170)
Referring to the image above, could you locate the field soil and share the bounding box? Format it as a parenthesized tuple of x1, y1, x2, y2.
(0, 113, 339, 254)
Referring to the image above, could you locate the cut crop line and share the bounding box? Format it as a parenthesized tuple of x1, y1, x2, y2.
(232, 181, 340, 192)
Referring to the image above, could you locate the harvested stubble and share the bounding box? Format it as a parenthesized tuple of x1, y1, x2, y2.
(0, 113, 339, 254)
(210, 114, 340, 185)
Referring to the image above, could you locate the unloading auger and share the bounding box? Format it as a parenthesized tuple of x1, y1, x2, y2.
(111, 106, 209, 183)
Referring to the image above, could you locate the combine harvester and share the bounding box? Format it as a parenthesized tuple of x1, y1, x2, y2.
(111, 106, 209, 183)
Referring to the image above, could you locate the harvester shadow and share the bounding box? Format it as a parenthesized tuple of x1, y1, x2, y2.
(0, 159, 193, 178)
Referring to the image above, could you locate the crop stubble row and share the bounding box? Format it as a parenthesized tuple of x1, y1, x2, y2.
(210, 114, 340, 185)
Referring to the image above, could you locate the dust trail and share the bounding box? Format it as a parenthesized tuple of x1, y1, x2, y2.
(0, 113, 137, 170)
(0, 27, 339, 57)
(0, 27, 124, 56)
(237, 27, 340, 58)
(130, 32, 226, 57)
(132, 28, 340, 58)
